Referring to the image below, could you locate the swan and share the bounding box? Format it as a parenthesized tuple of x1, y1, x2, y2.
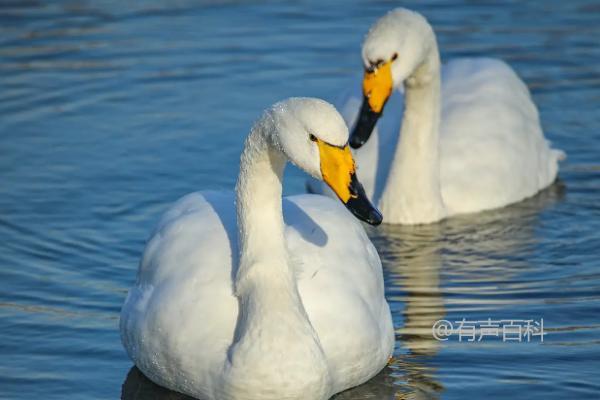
(120, 98, 395, 400)
(308, 8, 565, 224)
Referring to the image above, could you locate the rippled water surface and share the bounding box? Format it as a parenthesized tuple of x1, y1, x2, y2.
(1, 1, 599, 399)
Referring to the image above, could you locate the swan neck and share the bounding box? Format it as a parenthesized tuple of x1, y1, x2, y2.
(227, 119, 330, 397)
(235, 125, 289, 290)
(234, 120, 318, 324)
(379, 44, 446, 224)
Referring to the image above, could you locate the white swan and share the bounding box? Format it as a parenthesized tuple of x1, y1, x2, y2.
(308, 8, 565, 224)
(120, 98, 394, 400)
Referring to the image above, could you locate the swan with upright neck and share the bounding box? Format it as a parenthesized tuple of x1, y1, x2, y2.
(308, 8, 564, 224)
(120, 98, 394, 399)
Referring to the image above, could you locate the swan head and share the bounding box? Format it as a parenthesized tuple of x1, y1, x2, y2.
(350, 8, 436, 149)
(268, 98, 382, 225)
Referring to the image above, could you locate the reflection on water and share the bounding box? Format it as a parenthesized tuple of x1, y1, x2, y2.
(1, 0, 600, 399)
(380, 222, 446, 357)
(362, 182, 565, 399)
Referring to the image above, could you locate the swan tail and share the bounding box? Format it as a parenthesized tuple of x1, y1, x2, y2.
(554, 149, 567, 162)
(542, 146, 566, 187)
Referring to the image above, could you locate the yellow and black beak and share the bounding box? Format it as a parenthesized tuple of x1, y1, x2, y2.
(316, 138, 382, 225)
(349, 60, 393, 149)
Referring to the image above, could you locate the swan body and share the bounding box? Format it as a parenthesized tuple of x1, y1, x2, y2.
(120, 98, 394, 400)
(308, 8, 564, 224)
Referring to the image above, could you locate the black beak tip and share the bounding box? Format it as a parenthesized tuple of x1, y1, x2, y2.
(364, 207, 383, 226)
(349, 136, 364, 149)
(349, 96, 381, 150)
(345, 197, 383, 226)
(344, 174, 383, 226)
(370, 208, 383, 225)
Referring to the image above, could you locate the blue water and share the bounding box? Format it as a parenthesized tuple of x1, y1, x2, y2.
(1, 1, 599, 399)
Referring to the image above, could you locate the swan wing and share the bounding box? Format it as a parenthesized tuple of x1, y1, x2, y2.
(439, 58, 565, 214)
(284, 194, 394, 392)
(120, 191, 239, 398)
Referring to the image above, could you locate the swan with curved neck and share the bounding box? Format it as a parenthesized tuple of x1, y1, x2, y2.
(120, 98, 394, 400)
(308, 8, 564, 224)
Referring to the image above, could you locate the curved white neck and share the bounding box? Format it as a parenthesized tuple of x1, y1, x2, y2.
(225, 122, 329, 396)
(235, 124, 311, 320)
(378, 42, 446, 224)
(236, 126, 288, 287)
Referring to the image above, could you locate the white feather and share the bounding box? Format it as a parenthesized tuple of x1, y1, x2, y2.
(121, 98, 394, 400)
(308, 9, 565, 224)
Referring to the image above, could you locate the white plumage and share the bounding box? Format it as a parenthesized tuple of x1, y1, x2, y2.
(308, 9, 564, 224)
(121, 98, 394, 400)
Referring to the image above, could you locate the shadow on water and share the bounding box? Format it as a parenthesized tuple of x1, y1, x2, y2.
(122, 367, 194, 400)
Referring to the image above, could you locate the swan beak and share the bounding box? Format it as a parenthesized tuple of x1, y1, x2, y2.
(317, 140, 383, 226)
(350, 61, 393, 149)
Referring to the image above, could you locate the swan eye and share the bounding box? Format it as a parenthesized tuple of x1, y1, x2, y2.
(309, 134, 318, 142)
(391, 52, 398, 61)
(366, 59, 384, 72)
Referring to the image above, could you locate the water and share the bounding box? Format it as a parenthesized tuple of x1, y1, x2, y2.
(0, 1, 599, 399)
